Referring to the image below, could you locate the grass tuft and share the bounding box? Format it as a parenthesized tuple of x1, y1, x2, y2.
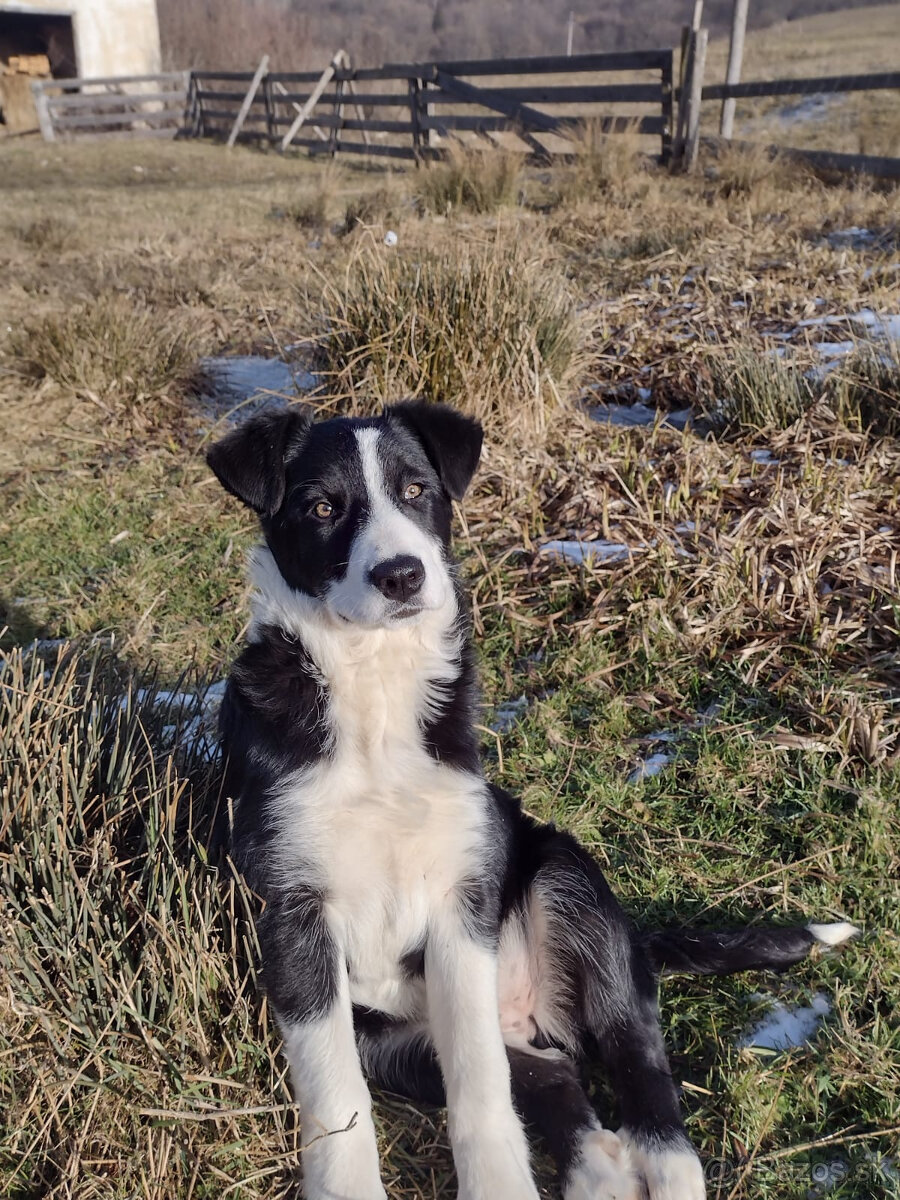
(7, 295, 200, 411)
(318, 232, 584, 435)
(554, 118, 647, 205)
(0, 646, 299, 1197)
(15, 215, 76, 253)
(698, 345, 819, 433)
(415, 143, 522, 215)
(341, 185, 402, 235)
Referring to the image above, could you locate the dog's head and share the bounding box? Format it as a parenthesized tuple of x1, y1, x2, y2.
(207, 402, 483, 628)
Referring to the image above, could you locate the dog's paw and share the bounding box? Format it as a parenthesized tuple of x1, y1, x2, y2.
(563, 1128, 641, 1200)
(620, 1135, 706, 1200)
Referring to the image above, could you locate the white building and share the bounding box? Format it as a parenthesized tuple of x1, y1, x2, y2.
(0, 0, 162, 80)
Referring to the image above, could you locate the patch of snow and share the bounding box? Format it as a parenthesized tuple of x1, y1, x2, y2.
(119, 681, 225, 761)
(740, 992, 831, 1051)
(589, 401, 658, 427)
(490, 695, 529, 733)
(823, 226, 877, 250)
(850, 309, 900, 343)
(539, 539, 634, 565)
(795, 309, 900, 344)
(627, 751, 673, 785)
(197, 355, 318, 426)
(588, 402, 692, 431)
(674, 520, 697, 533)
(779, 93, 833, 126)
(751, 449, 780, 465)
(813, 340, 857, 360)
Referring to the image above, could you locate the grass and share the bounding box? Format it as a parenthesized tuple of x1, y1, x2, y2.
(0, 100, 899, 1199)
(9, 294, 201, 414)
(698, 344, 819, 432)
(415, 143, 523, 215)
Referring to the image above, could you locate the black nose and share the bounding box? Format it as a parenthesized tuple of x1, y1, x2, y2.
(368, 555, 425, 603)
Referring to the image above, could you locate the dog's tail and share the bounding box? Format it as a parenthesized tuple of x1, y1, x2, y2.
(642, 921, 859, 977)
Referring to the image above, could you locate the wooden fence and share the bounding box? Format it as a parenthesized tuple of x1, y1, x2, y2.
(189, 50, 676, 165)
(25, 48, 900, 181)
(30, 72, 189, 142)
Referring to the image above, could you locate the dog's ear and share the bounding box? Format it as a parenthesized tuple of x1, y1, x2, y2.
(387, 401, 483, 501)
(206, 408, 311, 516)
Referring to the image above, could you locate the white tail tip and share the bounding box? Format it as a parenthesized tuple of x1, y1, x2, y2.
(807, 921, 860, 947)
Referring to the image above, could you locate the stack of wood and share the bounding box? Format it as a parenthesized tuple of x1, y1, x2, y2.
(1, 54, 51, 135)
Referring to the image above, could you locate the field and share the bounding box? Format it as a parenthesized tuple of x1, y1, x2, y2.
(2, 13, 900, 1196)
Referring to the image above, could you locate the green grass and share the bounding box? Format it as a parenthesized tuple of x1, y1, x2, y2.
(1, 132, 899, 1198)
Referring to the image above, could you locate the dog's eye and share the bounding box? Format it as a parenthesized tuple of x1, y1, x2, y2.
(312, 501, 333, 520)
(403, 483, 424, 501)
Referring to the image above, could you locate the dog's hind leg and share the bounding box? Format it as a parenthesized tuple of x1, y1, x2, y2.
(528, 843, 706, 1200)
(356, 1013, 640, 1200)
(507, 1049, 640, 1200)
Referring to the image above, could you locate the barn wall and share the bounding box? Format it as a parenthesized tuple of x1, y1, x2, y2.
(1, 0, 162, 77)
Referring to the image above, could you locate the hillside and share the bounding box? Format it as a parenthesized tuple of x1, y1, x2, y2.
(157, 0, 898, 70)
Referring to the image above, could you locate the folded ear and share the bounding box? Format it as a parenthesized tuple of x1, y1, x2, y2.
(206, 408, 311, 516)
(387, 401, 483, 500)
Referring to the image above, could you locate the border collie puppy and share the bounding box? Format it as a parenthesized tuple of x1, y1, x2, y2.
(207, 402, 856, 1200)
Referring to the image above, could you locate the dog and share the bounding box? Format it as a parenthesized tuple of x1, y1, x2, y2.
(207, 401, 856, 1200)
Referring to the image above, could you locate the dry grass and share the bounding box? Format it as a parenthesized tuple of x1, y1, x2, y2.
(317, 230, 584, 436)
(552, 118, 648, 205)
(8, 294, 202, 415)
(415, 143, 523, 216)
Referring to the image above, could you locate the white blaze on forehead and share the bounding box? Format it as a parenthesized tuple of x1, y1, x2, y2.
(323, 427, 452, 626)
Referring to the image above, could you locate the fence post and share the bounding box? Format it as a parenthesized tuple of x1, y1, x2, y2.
(660, 49, 674, 166)
(685, 28, 708, 171)
(329, 75, 346, 157)
(674, 25, 692, 166)
(720, 0, 748, 138)
(183, 71, 200, 137)
(31, 81, 56, 142)
(263, 74, 277, 143)
(408, 77, 423, 160)
(226, 54, 269, 148)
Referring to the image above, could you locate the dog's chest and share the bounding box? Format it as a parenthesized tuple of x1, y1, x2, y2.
(273, 624, 486, 1016)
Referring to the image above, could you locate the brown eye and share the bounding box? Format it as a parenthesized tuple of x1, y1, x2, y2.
(313, 501, 333, 520)
(403, 483, 423, 501)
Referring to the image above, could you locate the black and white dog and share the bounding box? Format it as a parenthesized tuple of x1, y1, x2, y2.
(208, 402, 856, 1200)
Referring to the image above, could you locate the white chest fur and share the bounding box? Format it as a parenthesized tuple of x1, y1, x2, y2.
(253, 553, 489, 1018)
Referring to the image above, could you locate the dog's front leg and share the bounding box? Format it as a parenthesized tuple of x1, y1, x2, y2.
(268, 894, 385, 1200)
(426, 910, 540, 1200)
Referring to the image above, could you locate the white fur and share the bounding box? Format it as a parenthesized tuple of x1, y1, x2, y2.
(249, 540, 536, 1197)
(427, 927, 540, 1200)
(324, 428, 452, 626)
(564, 1128, 639, 1200)
(807, 921, 860, 947)
(280, 979, 386, 1200)
(622, 1140, 706, 1200)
